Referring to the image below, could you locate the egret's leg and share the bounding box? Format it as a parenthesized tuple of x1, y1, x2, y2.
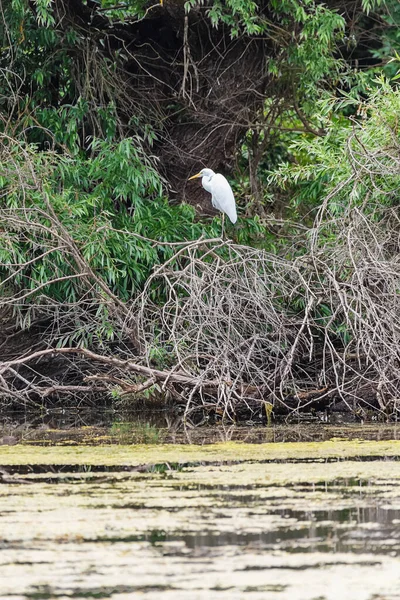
(221, 213, 225, 239)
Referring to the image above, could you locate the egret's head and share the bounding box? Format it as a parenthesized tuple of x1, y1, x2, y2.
(188, 168, 215, 181)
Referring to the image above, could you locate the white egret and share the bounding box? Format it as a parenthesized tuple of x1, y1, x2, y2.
(188, 169, 237, 231)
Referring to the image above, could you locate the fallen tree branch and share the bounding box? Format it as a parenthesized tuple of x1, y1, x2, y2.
(41, 385, 108, 398)
(0, 346, 220, 388)
(84, 374, 156, 395)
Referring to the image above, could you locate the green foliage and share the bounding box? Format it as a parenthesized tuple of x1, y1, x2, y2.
(0, 136, 210, 307)
(370, 1, 400, 78)
(270, 79, 400, 220)
(99, 0, 149, 21)
(0, 0, 132, 151)
(361, 0, 385, 15)
(1, 0, 398, 327)
(204, 0, 263, 37)
(225, 0, 349, 220)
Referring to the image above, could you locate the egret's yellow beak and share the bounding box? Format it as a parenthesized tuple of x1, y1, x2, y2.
(188, 172, 202, 180)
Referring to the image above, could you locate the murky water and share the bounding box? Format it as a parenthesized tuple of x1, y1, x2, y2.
(2, 407, 400, 445)
(1, 433, 400, 599)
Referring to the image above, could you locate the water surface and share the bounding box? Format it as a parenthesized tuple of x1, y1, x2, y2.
(1, 434, 400, 599)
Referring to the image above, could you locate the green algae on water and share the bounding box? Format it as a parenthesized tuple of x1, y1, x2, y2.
(1, 439, 400, 467)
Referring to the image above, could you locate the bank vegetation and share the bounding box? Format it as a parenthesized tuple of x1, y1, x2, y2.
(1, 0, 400, 422)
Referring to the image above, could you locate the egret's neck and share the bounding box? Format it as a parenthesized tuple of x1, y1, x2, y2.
(201, 174, 214, 193)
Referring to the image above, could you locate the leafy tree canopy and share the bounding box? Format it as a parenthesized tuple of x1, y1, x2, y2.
(1, 0, 399, 307)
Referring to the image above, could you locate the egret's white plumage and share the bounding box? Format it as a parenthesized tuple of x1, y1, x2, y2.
(188, 168, 237, 224)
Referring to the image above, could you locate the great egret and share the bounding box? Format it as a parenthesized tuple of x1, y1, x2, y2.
(188, 169, 237, 228)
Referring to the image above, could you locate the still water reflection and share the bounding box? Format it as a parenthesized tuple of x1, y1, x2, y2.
(1, 407, 400, 445)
